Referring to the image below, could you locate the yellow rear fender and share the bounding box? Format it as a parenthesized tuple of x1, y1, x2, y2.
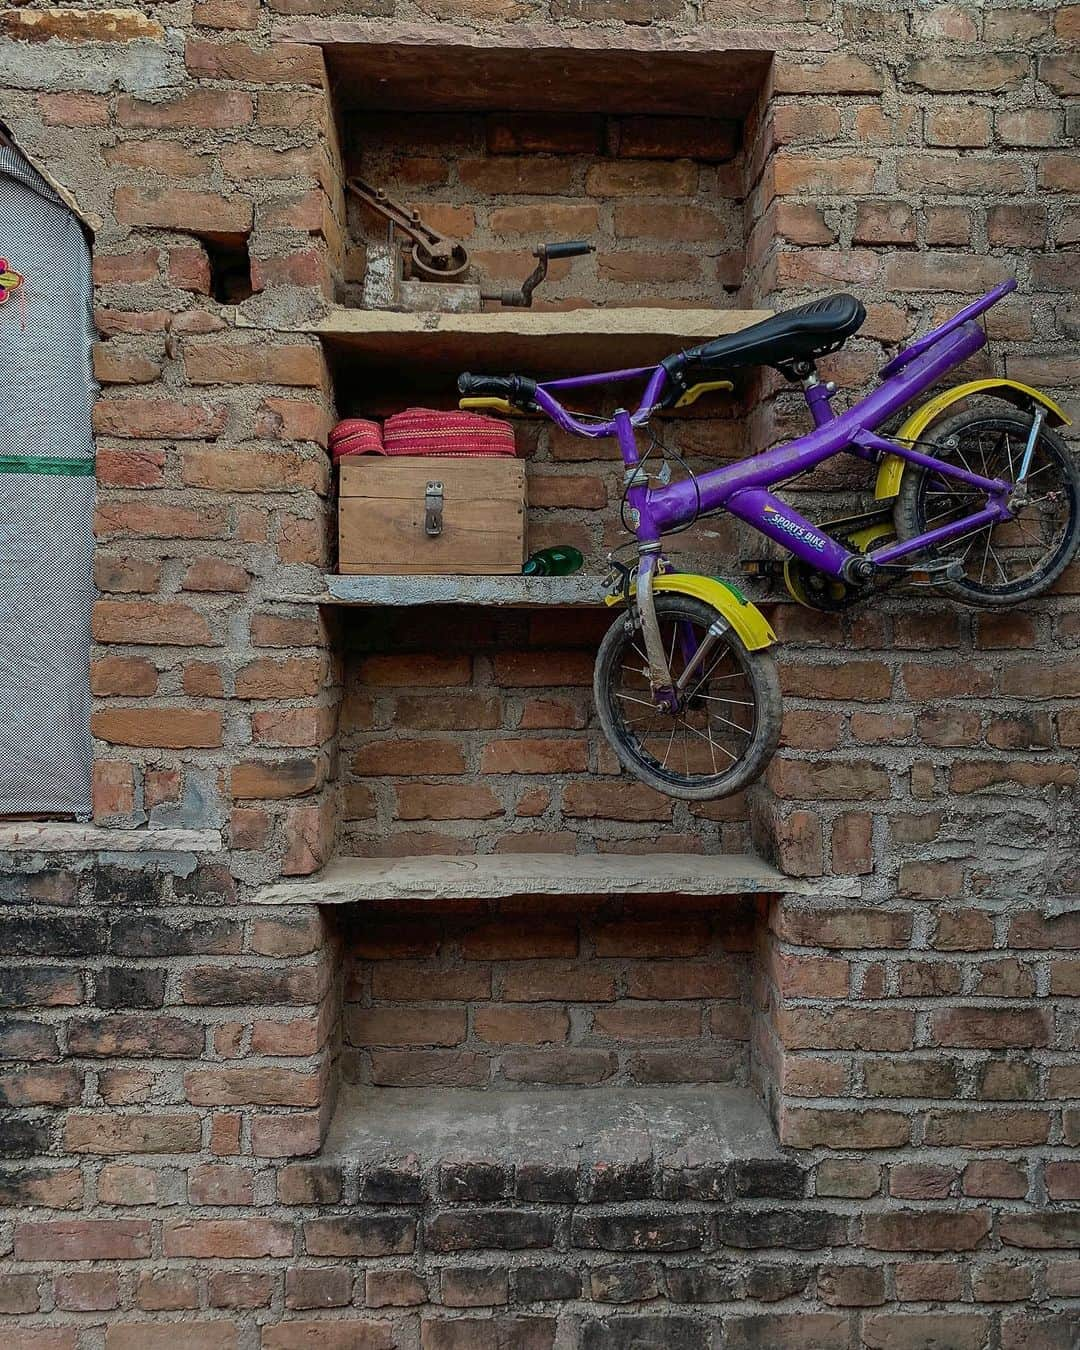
(605, 571, 776, 652)
(875, 379, 1071, 500)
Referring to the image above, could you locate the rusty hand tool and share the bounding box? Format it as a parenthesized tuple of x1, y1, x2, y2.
(347, 176, 469, 282)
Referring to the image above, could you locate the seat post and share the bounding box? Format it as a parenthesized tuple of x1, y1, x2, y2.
(795, 362, 837, 427)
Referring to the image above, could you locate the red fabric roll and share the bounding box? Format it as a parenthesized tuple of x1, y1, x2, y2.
(329, 418, 385, 459)
(383, 408, 516, 457)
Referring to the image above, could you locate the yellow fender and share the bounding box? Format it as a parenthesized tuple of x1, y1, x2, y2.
(605, 571, 776, 652)
(874, 379, 1071, 500)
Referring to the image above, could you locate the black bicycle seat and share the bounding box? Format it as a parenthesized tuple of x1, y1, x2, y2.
(667, 294, 866, 380)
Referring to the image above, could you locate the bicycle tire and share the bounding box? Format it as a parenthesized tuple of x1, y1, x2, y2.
(893, 406, 1080, 608)
(594, 594, 782, 801)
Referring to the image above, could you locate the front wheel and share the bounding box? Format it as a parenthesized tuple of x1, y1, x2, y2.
(893, 406, 1080, 607)
(594, 594, 782, 801)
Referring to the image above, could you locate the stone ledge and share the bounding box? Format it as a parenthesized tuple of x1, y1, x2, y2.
(0, 823, 222, 853)
(324, 1085, 782, 1175)
(257, 853, 861, 904)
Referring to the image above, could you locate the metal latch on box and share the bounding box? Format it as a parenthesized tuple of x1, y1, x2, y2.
(424, 481, 444, 537)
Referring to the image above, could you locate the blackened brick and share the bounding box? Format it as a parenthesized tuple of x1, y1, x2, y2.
(744, 1263, 813, 1301)
(572, 1211, 706, 1252)
(716, 1209, 846, 1250)
(426, 1210, 554, 1252)
(731, 1160, 806, 1200)
(514, 1266, 582, 1302)
(590, 1262, 660, 1302)
(664, 1265, 738, 1303)
(516, 1163, 577, 1203)
(109, 916, 239, 957)
(0, 1118, 52, 1158)
(0, 916, 105, 957)
(661, 1165, 728, 1201)
(0, 967, 82, 1008)
(95, 968, 166, 1009)
(361, 1162, 422, 1204)
(585, 1159, 653, 1203)
(93, 868, 166, 906)
(304, 1215, 416, 1257)
(580, 1315, 707, 1350)
(439, 1160, 510, 1202)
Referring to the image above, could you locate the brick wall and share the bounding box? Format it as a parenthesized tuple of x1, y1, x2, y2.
(340, 896, 755, 1089)
(1, 0, 1078, 1345)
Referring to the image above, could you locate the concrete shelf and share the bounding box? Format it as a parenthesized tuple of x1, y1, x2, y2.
(308, 306, 771, 379)
(257, 853, 860, 905)
(323, 1084, 779, 1168)
(309, 573, 607, 607)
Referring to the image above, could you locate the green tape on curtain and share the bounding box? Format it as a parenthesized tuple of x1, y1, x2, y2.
(0, 456, 95, 476)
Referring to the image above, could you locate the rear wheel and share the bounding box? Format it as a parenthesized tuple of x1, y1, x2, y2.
(893, 407, 1080, 607)
(594, 594, 782, 801)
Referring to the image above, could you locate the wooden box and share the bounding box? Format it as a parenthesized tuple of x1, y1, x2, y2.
(338, 457, 527, 575)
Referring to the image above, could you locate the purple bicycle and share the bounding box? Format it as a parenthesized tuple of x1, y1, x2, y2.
(459, 267, 1077, 800)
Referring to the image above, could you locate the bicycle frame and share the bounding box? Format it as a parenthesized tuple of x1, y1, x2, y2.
(531, 279, 1027, 691)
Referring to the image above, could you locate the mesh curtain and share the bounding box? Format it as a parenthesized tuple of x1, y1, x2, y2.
(0, 142, 96, 817)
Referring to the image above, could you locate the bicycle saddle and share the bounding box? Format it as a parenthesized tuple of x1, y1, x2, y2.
(665, 293, 866, 381)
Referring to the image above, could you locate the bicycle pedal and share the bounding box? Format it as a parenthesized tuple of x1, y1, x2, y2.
(741, 559, 784, 580)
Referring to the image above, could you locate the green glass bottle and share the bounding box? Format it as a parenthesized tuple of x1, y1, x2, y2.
(522, 545, 584, 577)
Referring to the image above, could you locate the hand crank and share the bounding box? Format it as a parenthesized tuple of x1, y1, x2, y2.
(346, 176, 469, 282)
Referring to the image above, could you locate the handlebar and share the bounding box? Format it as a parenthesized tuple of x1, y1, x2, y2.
(541, 240, 594, 260)
(457, 372, 539, 409)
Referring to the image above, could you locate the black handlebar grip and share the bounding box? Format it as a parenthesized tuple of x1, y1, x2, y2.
(543, 240, 596, 260)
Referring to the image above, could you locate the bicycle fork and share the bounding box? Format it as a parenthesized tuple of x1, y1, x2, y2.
(634, 549, 730, 707)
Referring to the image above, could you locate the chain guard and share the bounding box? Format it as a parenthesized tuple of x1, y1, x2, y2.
(781, 509, 896, 612)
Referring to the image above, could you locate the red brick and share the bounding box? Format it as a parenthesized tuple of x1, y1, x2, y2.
(481, 738, 588, 774)
(92, 761, 135, 822)
(396, 783, 504, 821)
(768, 759, 891, 802)
(94, 398, 228, 441)
(94, 600, 212, 647)
(925, 1110, 1051, 1148)
(64, 1114, 202, 1155)
(778, 1007, 913, 1052)
(780, 1108, 909, 1150)
(184, 38, 325, 84)
(906, 54, 1027, 91)
(185, 343, 324, 387)
(776, 907, 911, 949)
(617, 114, 738, 161)
(39, 91, 109, 126)
(96, 501, 229, 540)
(349, 1007, 466, 1048)
(93, 708, 222, 749)
(163, 1218, 293, 1259)
(963, 1161, 1028, 1199)
(55, 1271, 120, 1311)
(185, 1068, 321, 1107)
(114, 186, 253, 237)
(863, 1209, 991, 1251)
(15, 1219, 152, 1261)
(893, 1263, 962, 1302)
(237, 656, 326, 700)
(862, 1315, 990, 1349)
(117, 90, 253, 128)
(773, 154, 876, 196)
(475, 1006, 570, 1044)
(775, 55, 884, 94)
